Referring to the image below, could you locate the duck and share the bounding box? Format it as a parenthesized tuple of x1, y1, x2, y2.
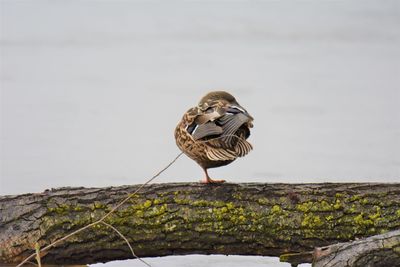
(175, 91, 254, 183)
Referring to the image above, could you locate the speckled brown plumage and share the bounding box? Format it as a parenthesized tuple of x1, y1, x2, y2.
(175, 91, 254, 183)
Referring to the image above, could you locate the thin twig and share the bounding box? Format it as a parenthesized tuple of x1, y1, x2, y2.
(100, 221, 151, 267)
(98, 152, 184, 222)
(34, 243, 41, 267)
(16, 152, 183, 267)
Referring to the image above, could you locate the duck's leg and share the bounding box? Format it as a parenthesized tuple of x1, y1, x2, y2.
(201, 168, 226, 184)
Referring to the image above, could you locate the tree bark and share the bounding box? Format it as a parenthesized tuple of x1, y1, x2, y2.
(1, 183, 399, 265)
(279, 230, 400, 266)
(313, 229, 400, 267)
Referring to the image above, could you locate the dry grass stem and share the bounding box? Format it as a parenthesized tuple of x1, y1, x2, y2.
(100, 221, 152, 267)
(34, 243, 41, 267)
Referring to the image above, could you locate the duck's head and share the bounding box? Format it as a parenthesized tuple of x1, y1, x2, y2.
(199, 90, 253, 121)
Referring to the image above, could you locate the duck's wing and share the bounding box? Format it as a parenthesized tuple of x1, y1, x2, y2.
(203, 114, 253, 160)
(206, 113, 253, 158)
(194, 107, 225, 124)
(205, 145, 238, 161)
(192, 122, 223, 140)
(190, 106, 224, 139)
(190, 106, 253, 161)
(233, 135, 253, 157)
(218, 113, 250, 145)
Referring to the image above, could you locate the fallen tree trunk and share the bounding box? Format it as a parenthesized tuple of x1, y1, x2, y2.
(280, 229, 400, 266)
(313, 229, 400, 267)
(1, 183, 399, 265)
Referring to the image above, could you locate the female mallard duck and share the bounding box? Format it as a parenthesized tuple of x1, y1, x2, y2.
(175, 91, 254, 183)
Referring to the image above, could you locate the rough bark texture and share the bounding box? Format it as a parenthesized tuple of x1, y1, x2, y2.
(279, 230, 400, 266)
(1, 183, 399, 265)
(312, 229, 400, 267)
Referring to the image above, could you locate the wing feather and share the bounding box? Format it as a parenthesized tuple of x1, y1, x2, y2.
(192, 122, 223, 140)
(195, 107, 225, 124)
(218, 113, 251, 146)
(187, 104, 253, 161)
(234, 138, 253, 157)
(206, 146, 237, 161)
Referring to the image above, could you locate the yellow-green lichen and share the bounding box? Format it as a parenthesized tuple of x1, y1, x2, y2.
(319, 200, 332, 211)
(174, 197, 190, 205)
(350, 195, 362, 202)
(233, 192, 243, 200)
(136, 210, 144, 217)
(257, 198, 269, 205)
(335, 193, 343, 198)
(325, 215, 334, 221)
(354, 213, 374, 227)
(220, 207, 228, 213)
(368, 206, 381, 220)
(40, 190, 399, 251)
(48, 204, 86, 214)
(143, 200, 152, 208)
(301, 213, 323, 228)
(296, 201, 314, 212)
(271, 205, 282, 214)
(226, 202, 235, 210)
(348, 204, 357, 213)
(333, 199, 342, 210)
(238, 215, 246, 222)
(149, 204, 167, 217)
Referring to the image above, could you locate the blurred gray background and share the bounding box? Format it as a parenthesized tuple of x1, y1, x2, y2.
(1, 0, 399, 266)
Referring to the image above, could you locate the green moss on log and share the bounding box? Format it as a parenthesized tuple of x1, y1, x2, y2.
(40, 187, 400, 247)
(3, 183, 400, 264)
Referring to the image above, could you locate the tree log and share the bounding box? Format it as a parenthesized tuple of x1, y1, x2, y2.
(279, 229, 400, 266)
(313, 229, 400, 267)
(1, 183, 399, 265)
